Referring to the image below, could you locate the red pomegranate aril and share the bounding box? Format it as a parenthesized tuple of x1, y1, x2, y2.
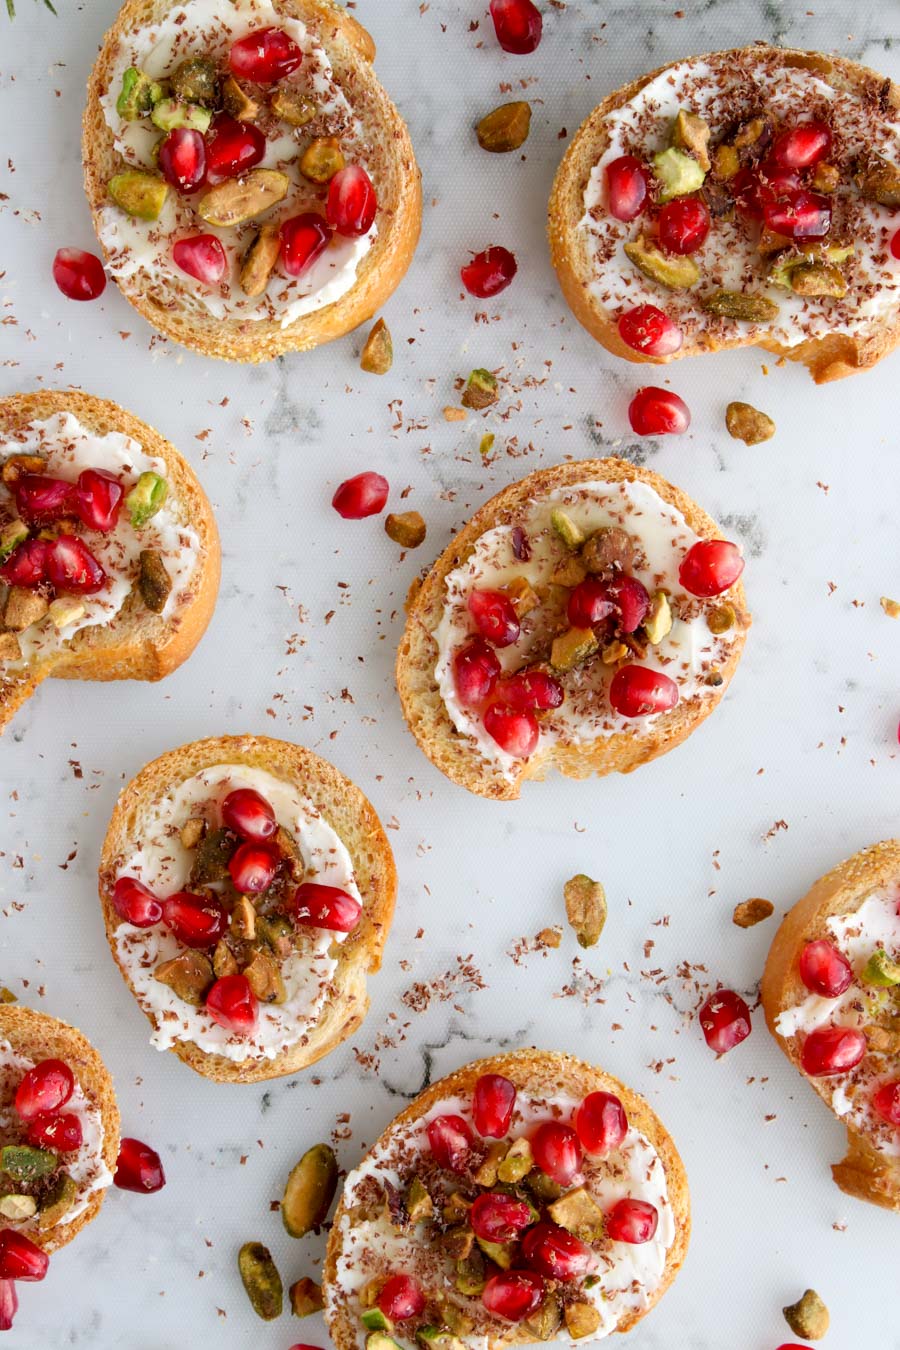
(327, 165, 377, 238)
(699, 989, 752, 1054)
(482, 1270, 545, 1322)
(608, 574, 650, 633)
(454, 638, 501, 707)
(679, 539, 744, 597)
(46, 535, 106, 594)
(14, 474, 77, 526)
(575, 1090, 628, 1155)
(628, 386, 691, 436)
(114, 1136, 166, 1193)
(76, 468, 123, 532)
(377, 1274, 426, 1322)
(801, 1025, 867, 1077)
(489, 0, 542, 54)
(229, 26, 302, 82)
(567, 577, 613, 629)
(609, 665, 678, 718)
(605, 1197, 658, 1244)
(772, 120, 832, 170)
(618, 305, 683, 358)
(657, 196, 710, 254)
(798, 939, 853, 998)
(52, 248, 106, 302)
(291, 882, 362, 933)
(280, 212, 332, 277)
(204, 114, 266, 185)
(112, 876, 163, 927)
(757, 161, 803, 198)
(472, 1072, 517, 1137)
(892, 229, 900, 260)
(461, 246, 517, 298)
(427, 1114, 473, 1173)
(228, 842, 278, 894)
(332, 470, 389, 520)
(522, 1222, 596, 1281)
(0, 1231, 49, 1282)
(26, 1111, 83, 1153)
(173, 234, 228, 284)
(606, 155, 649, 222)
(0, 1280, 16, 1332)
(222, 787, 276, 842)
(498, 669, 564, 713)
(15, 1059, 74, 1120)
(872, 1079, 900, 1126)
(731, 166, 766, 220)
(468, 589, 520, 648)
(762, 188, 831, 240)
(531, 1120, 581, 1186)
(161, 892, 228, 948)
(0, 538, 49, 588)
(158, 127, 207, 193)
(483, 703, 539, 758)
(470, 1192, 534, 1243)
(205, 974, 259, 1035)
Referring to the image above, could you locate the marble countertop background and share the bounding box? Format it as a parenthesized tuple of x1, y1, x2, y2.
(0, 0, 899, 1345)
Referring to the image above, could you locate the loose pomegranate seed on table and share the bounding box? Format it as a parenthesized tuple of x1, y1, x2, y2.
(607, 574, 650, 633)
(567, 577, 614, 629)
(0, 1281, 16, 1333)
(460, 246, 517, 298)
(483, 702, 539, 757)
(291, 882, 362, 933)
(472, 1071, 517, 1137)
(467, 588, 520, 647)
(489, 0, 542, 53)
(605, 155, 649, 221)
(204, 114, 266, 185)
(112, 876, 163, 927)
(228, 841, 278, 894)
(453, 638, 501, 707)
(26, 1111, 83, 1152)
(657, 196, 710, 254)
(617, 305, 683, 357)
(0, 1231, 49, 1282)
(52, 247, 106, 301)
(498, 669, 564, 712)
(158, 128, 207, 193)
(679, 539, 744, 597)
(161, 891, 229, 948)
(205, 974, 259, 1035)
(46, 535, 107, 594)
(332, 471, 388, 519)
(609, 665, 678, 718)
(798, 939, 853, 997)
(605, 1197, 659, 1243)
(114, 1136, 166, 1193)
(173, 235, 228, 285)
(482, 1270, 545, 1322)
(872, 1079, 900, 1125)
(15, 1058, 74, 1119)
(801, 1025, 867, 1076)
(698, 989, 752, 1054)
(470, 1192, 533, 1243)
(327, 165, 377, 237)
(427, 1113, 473, 1172)
(76, 468, 123, 532)
(377, 1274, 425, 1321)
(229, 26, 303, 82)
(772, 120, 832, 169)
(280, 213, 332, 277)
(628, 386, 691, 436)
(521, 1222, 596, 1280)
(222, 787, 276, 841)
(14, 473, 77, 525)
(0, 538, 50, 588)
(531, 1120, 581, 1185)
(575, 1090, 628, 1154)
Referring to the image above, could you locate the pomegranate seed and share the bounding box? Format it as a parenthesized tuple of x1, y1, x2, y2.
(161, 892, 228, 948)
(699, 989, 752, 1054)
(762, 188, 831, 240)
(605, 1197, 658, 1244)
(453, 638, 501, 707)
(606, 155, 649, 222)
(332, 471, 388, 519)
(628, 386, 691, 436)
(52, 248, 106, 301)
(229, 26, 302, 82)
(0, 1231, 49, 1282)
(482, 1270, 545, 1322)
(280, 213, 332, 277)
(204, 114, 266, 185)
(377, 1275, 426, 1322)
(618, 305, 683, 358)
(158, 128, 207, 193)
(470, 1192, 534, 1243)
(468, 589, 520, 647)
(290, 882, 362, 933)
(0, 1280, 17, 1332)
(15, 1059, 74, 1120)
(426, 1114, 473, 1173)
(112, 876, 163, 927)
(568, 578, 614, 629)
(26, 1111, 83, 1152)
(731, 167, 767, 220)
(609, 665, 679, 718)
(76, 468, 123, 532)
(679, 539, 744, 597)
(798, 939, 853, 998)
(575, 1091, 628, 1155)
(14, 474, 77, 526)
(327, 165, 377, 238)
(522, 1222, 596, 1280)
(772, 120, 832, 169)
(0, 538, 49, 588)
(512, 526, 531, 561)
(461, 246, 517, 298)
(205, 974, 259, 1035)
(657, 196, 710, 254)
(472, 1072, 517, 1137)
(608, 574, 650, 633)
(873, 1079, 900, 1126)
(46, 535, 106, 594)
(498, 669, 564, 712)
(801, 1025, 867, 1077)
(531, 1120, 581, 1185)
(114, 1136, 166, 1193)
(757, 161, 803, 198)
(892, 229, 900, 260)
(173, 234, 227, 284)
(488, 0, 542, 53)
(228, 842, 278, 894)
(483, 703, 539, 757)
(221, 788, 276, 841)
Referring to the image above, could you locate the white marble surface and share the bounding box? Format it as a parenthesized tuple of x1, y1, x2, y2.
(0, 1, 899, 1346)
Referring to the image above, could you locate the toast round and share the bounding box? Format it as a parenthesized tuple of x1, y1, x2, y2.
(0, 390, 220, 732)
(324, 1049, 690, 1348)
(396, 458, 750, 800)
(83, 0, 422, 362)
(98, 734, 397, 1083)
(761, 840, 900, 1211)
(548, 44, 900, 384)
(0, 1004, 120, 1253)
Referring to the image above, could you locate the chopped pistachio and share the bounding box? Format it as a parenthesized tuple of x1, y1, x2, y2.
(150, 98, 212, 133)
(725, 401, 776, 445)
(281, 1143, 338, 1238)
(138, 549, 172, 613)
(441, 1225, 474, 1260)
(625, 237, 700, 289)
(643, 590, 672, 644)
(506, 576, 539, 617)
(0, 518, 29, 560)
(405, 1176, 434, 1223)
(369, 1335, 404, 1350)
(213, 940, 239, 979)
(109, 170, 168, 221)
(290, 1277, 324, 1317)
(197, 169, 290, 227)
(811, 161, 840, 193)
(0, 633, 22, 663)
(703, 290, 779, 322)
(525, 1170, 563, 1202)
(416, 1329, 465, 1350)
(274, 824, 305, 880)
(243, 947, 287, 1004)
(126, 471, 168, 528)
(783, 1290, 829, 1342)
(361, 318, 393, 374)
(472, 1141, 507, 1188)
(230, 896, 257, 941)
(1, 1145, 57, 1181)
(789, 261, 847, 298)
(711, 143, 740, 181)
(672, 109, 711, 171)
(861, 948, 900, 987)
(478, 432, 495, 458)
(362, 1309, 394, 1333)
(476, 100, 531, 152)
(706, 603, 735, 635)
(239, 1242, 283, 1321)
(169, 56, 219, 107)
(2, 453, 46, 485)
(435, 1297, 474, 1337)
(880, 596, 900, 619)
(385, 511, 427, 549)
(497, 1136, 533, 1183)
(550, 553, 588, 588)
(733, 115, 772, 150)
(443, 406, 466, 422)
(270, 88, 317, 126)
(653, 146, 706, 201)
(732, 898, 775, 928)
(38, 1172, 78, 1230)
(442, 1190, 471, 1223)
(523, 1292, 562, 1341)
(154, 950, 213, 1006)
(222, 74, 260, 122)
(476, 1237, 513, 1268)
(240, 224, 281, 298)
(180, 816, 206, 850)
(191, 827, 234, 885)
(758, 227, 792, 256)
(854, 154, 900, 207)
(0, 1194, 36, 1220)
(550, 508, 585, 549)
(548, 1186, 605, 1241)
(461, 368, 499, 410)
(551, 626, 598, 672)
(455, 1247, 486, 1295)
(116, 67, 163, 120)
(256, 913, 294, 959)
(0, 988, 16, 1004)
(299, 137, 345, 183)
(564, 1303, 601, 1339)
(564, 874, 607, 949)
(47, 597, 86, 630)
(3, 587, 48, 632)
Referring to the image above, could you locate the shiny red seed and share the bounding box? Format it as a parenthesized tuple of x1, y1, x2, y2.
(731, 166, 766, 220)
(521, 1222, 596, 1280)
(205, 974, 259, 1035)
(482, 1270, 545, 1322)
(472, 1072, 517, 1137)
(657, 196, 710, 254)
(467, 589, 520, 647)
(772, 120, 832, 169)
(470, 1192, 534, 1243)
(757, 160, 803, 198)
(483, 703, 539, 757)
(699, 989, 752, 1054)
(290, 882, 362, 933)
(453, 638, 501, 707)
(280, 212, 332, 276)
(15, 1059, 74, 1120)
(607, 574, 650, 633)
(0, 1279, 17, 1332)
(461, 246, 517, 298)
(332, 470, 389, 519)
(326, 165, 377, 238)
(679, 539, 744, 597)
(628, 386, 691, 435)
(609, 665, 679, 718)
(872, 1079, 900, 1126)
(114, 1136, 166, 1193)
(377, 1274, 426, 1322)
(498, 669, 564, 712)
(605, 1197, 658, 1244)
(575, 1090, 628, 1155)
(762, 188, 831, 240)
(14, 473, 77, 525)
(228, 842, 278, 894)
(45, 534, 107, 594)
(0, 538, 49, 588)
(567, 577, 614, 629)
(221, 787, 276, 842)
(798, 939, 853, 998)
(617, 304, 683, 357)
(173, 234, 228, 284)
(204, 113, 266, 185)
(488, 0, 542, 54)
(531, 1120, 581, 1185)
(112, 876, 163, 927)
(52, 247, 106, 301)
(0, 1231, 49, 1282)
(606, 155, 649, 221)
(26, 1111, 83, 1153)
(161, 891, 228, 948)
(158, 127, 207, 192)
(427, 1113, 473, 1172)
(229, 26, 303, 82)
(801, 1025, 867, 1077)
(892, 229, 900, 261)
(76, 468, 123, 532)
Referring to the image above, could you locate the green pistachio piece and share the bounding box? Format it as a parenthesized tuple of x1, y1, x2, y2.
(788, 261, 848, 298)
(116, 67, 163, 120)
(0, 519, 29, 561)
(854, 154, 900, 207)
(361, 1309, 394, 1333)
(702, 290, 779, 322)
(476, 1236, 514, 1268)
(624, 237, 700, 290)
(550, 508, 585, 549)
(108, 170, 169, 221)
(861, 948, 900, 987)
(238, 1242, 283, 1321)
(38, 1172, 78, 1230)
(461, 369, 499, 410)
(550, 627, 598, 673)
(1, 1144, 57, 1181)
(169, 56, 219, 107)
(138, 549, 172, 613)
(672, 109, 711, 171)
(290, 1277, 324, 1317)
(150, 98, 212, 133)
(564, 873, 607, 949)
(497, 1136, 533, 1183)
(405, 1175, 434, 1223)
(368, 1335, 404, 1350)
(653, 146, 706, 201)
(416, 1332, 464, 1350)
(197, 169, 290, 227)
(125, 471, 168, 528)
(455, 1247, 486, 1296)
(0, 1194, 36, 1220)
(281, 1143, 338, 1237)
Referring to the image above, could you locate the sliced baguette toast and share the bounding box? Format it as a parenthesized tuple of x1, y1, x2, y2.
(324, 1049, 690, 1348)
(761, 840, 900, 1211)
(83, 0, 422, 362)
(396, 458, 750, 800)
(98, 734, 397, 1084)
(0, 1004, 120, 1253)
(0, 390, 220, 733)
(548, 44, 900, 384)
